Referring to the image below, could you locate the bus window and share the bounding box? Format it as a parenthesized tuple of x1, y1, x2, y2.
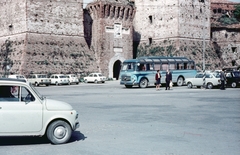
(162, 63, 168, 71)
(154, 64, 161, 71)
(184, 63, 188, 69)
(177, 63, 183, 70)
(169, 64, 175, 70)
(121, 63, 134, 71)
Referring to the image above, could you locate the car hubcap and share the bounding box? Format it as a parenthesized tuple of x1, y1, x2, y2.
(54, 126, 66, 139)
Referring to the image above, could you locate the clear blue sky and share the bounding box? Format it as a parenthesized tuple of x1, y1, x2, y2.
(83, 0, 240, 8)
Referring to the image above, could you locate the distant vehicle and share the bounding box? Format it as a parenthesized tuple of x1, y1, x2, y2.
(8, 74, 27, 81)
(84, 73, 106, 83)
(27, 74, 51, 86)
(184, 72, 221, 89)
(0, 78, 79, 144)
(65, 74, 79, 85)
(49, 74, 69, 85)
(120, 56, 197, 88)
(225, 71, 240, 88)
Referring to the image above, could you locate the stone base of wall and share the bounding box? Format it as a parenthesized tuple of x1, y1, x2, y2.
(0, 33, 97, 77)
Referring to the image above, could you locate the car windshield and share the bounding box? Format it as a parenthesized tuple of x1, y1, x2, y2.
(233, 72, 240, 77)
(60, 76, 66, 78)
(38, 75, 47, 78)
(98, 74, 103, 77)
(29, 83, 44, 100)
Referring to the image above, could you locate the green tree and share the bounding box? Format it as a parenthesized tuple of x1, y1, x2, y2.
(234, 4, 240, 21)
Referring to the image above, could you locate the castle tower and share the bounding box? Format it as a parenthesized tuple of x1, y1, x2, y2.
(86, 0, 135, 79)
(0, 0, 96, 75)
(133, 0, 217, 70)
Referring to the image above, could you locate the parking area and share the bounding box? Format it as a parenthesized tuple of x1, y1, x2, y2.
(1, 80, 240, 155)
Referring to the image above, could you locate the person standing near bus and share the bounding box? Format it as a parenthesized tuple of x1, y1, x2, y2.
(165, 69, 172, 90)
(155, 70, 161, 90)
(220, 69, 227, 90)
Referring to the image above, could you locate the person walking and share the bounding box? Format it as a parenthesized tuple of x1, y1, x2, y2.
(220, 69, 227, 90)
(155, 70, 161, 90)
(165, 69, 172, 90)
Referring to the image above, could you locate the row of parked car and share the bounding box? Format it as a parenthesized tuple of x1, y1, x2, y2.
(8, 73, 107, 86)
(184, 70, 240, 89)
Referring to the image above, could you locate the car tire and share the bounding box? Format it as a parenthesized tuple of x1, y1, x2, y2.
(139, 78, 148, 88)
(177, 77, 184, 86)
(55, 82, 59, 86)
(46, 120, 72, 145)
(94, 80, 98, 84)
(35, 82, 39, 87)
(187, 82, 193, 88)
(207, 82, 213, 89)
(231, 82, 237, 88)
(84, 79, 88, 83)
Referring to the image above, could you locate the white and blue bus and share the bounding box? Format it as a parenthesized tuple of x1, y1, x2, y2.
(120, 56, 197, 88)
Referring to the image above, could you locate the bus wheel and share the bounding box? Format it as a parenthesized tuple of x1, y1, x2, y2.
(177, 77, 184, 86)
(139, 78, 148, 88)
(125, 85, 132, 88)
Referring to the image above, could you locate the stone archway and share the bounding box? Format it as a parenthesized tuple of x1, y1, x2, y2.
(113, 60, 121, 80)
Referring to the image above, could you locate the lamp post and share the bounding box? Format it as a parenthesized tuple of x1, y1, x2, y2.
(202, 1, 206, 88)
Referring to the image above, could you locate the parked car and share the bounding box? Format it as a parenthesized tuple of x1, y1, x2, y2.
(8, 74, 27, 81)
(65, 74, 79, 85)
(27, 74, 51, 86)
(50, 74, 69, 85)
(184, 72, 221, 89)
(0, 78, 79, 144)
(225, 71, 240, 88)
(84, 73, 106, 83)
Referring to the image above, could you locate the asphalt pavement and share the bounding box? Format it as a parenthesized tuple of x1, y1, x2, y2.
(0, 80, 240, 155)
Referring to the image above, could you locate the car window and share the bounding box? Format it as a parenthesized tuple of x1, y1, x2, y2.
(196, 74, 203, 78)
(206, 74, 211, 78)
(0, 85, 36, 102)
(94, 74, 97, 77)
(0, 85, 20, 102)
(98, 74, 103, 77)
(89, 74, 93, 77)
(21, 86, 35, 102)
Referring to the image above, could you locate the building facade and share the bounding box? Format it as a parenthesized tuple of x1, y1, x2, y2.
(0, 0, 239, 78)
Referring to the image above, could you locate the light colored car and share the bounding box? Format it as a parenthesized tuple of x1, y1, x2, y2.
(84, 73, 106, 83)
(184, 72, 221, 89)
(8, 74, 27, 81)
(0, 78, 79, 144)
(27, 74, 51, 86)
(50, 74, 69, 85)
(65, 74, 79, 85)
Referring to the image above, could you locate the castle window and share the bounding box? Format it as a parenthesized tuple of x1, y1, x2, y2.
(213, 9, 217, 14)
(218, 8, 222, 13)
(149, 15, 152, 24)
(149, 38, 152, 45)
(232, 47, 237, 53)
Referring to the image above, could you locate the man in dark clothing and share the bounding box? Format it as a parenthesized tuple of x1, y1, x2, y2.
(165, 69, 172, 90)
(220, 70, 227, 90)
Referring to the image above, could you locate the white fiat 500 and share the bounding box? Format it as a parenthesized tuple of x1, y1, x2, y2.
(0, 78, 79, 144)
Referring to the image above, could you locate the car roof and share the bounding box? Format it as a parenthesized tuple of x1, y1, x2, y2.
(0, 78, 27, 83)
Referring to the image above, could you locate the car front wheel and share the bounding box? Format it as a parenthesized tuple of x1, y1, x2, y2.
(207, 83, 213, 89)
(187, 82, 193, 88)
(46, 120, 72, 145)
(231, 82, 237, 88)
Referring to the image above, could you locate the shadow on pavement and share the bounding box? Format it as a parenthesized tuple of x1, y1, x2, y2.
(0, 131, 86, 146)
